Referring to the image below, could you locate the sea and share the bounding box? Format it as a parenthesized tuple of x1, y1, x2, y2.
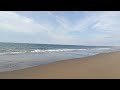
(0, 42, 120, 72)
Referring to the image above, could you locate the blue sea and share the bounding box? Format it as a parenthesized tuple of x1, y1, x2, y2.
(0, 42, 119, 72)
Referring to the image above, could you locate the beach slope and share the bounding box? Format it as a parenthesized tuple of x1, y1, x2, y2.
(0, 52, 120, 79)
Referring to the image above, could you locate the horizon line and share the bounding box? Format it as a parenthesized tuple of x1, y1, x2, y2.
(0, 41, 114, 47)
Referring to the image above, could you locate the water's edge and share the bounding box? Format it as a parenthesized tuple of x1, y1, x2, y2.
(0, 51, 120, 72)
(0, 42, 119, 72)
(1, 50, 119, 73)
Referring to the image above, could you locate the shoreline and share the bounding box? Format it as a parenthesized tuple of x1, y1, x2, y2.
(0, 51, 120, 79)
(0, 50, 114, 72)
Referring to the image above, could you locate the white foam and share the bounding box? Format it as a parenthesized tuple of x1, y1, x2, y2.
(10, 52, 24, 54)
(30, 48, 112, 53)
(0, 48, 113, 56)
(0, 51, 27, 55)
(91, 48, 111, 50)
(31, 49, 87, 53)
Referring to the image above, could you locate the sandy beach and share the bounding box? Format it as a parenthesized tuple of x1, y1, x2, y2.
(0, 51, 120, 79)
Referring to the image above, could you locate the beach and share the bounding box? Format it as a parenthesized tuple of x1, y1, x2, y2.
(0, 51, 120, 79)
(1, 11, 120, 79)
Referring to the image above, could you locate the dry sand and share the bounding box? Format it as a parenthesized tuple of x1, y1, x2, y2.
(0, 51, 120, 79)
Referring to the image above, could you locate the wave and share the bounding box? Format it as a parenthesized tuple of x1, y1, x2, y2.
(0, 51, 26, 55)
(31, 49, 87, 53)
(10, 52, 26, 54)
(30, 48, 111, 53)
(0, 48, 113, 55)
(1, 49, 87, 55)
(90, 48, 111, 50)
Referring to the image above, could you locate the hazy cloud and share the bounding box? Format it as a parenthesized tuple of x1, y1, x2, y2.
(0, 11, 120, 45)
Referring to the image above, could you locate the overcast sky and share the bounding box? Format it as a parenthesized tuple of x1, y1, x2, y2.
(0, 11, 120, 46)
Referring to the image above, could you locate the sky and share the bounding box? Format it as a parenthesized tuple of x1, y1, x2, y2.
(0, 11, 120, 46)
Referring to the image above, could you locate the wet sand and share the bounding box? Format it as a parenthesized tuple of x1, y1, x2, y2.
(0, 51, 120, 79)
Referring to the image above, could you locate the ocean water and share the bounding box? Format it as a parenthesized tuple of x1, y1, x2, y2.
(0, 42, 119, 72)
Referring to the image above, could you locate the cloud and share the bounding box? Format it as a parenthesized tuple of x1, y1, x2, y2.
(0, 11, 49, 33)
(92, 11, 120, 33)
(0, 11, 76, 44)
(0, 11, 120, 45)
(47, 11, 71, 32)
